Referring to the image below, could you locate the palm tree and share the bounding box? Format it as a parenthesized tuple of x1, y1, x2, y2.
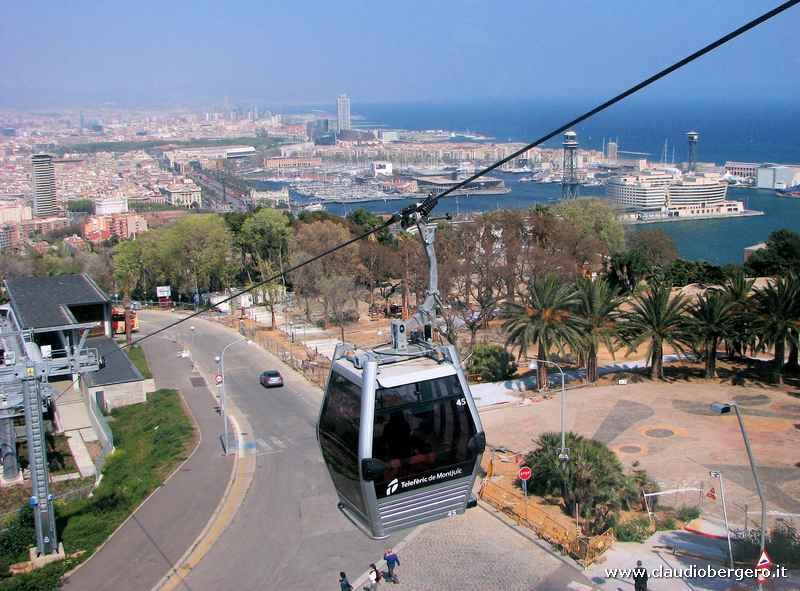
(752, 275, 800, 384)
(722, 270, 755, 360)
(785, 273, 800, 372)
(503, 274, 582, 390)
(684, 290, 735, 378)
(573, 277, 622, 383)
(620, 282, 689, 379)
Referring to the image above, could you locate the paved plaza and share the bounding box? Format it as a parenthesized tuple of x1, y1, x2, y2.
(480, 381, 800, 528)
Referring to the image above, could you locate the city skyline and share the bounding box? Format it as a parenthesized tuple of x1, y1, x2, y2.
(1, 1, 798, 108)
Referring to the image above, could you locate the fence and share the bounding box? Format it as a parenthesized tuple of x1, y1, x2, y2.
(232, 318, 331, 388)
(479, 451, 615, 566)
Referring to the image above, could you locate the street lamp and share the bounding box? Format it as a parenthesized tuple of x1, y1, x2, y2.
(711, 402, 767, 556)
(529, 358, 569, 461)
(217, 337, 252, 455)
(710, 470, 735, 569)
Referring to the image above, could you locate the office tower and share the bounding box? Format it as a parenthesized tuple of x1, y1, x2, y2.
(31, 154, 57, 217)
(337, 94, 351, 131)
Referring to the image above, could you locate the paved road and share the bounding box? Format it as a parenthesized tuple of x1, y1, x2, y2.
(164, 314, 389, 590)
(63, 315, 233, 591)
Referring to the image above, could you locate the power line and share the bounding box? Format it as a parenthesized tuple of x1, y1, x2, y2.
(53, 0, 798, 399)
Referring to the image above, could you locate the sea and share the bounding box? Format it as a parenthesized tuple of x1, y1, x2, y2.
(267, 99, 800, 265)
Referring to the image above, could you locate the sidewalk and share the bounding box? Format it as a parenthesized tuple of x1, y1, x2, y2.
(349, 505, 596, 591)
(62, 328, 234, 591)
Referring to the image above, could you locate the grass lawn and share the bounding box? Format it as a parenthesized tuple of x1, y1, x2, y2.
(0, 389, 194, 589)
(124, 345, 152, 379)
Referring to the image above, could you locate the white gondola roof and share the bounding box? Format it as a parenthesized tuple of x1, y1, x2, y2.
(331, 355, 457, 389)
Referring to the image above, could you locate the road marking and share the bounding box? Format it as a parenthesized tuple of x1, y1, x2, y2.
(567, 582, 593, 591)
(254, 437, 288, 456)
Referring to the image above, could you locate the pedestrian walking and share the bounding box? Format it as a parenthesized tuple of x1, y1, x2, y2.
(383, 548, 400, 584)
(364, 563, 381, 590)
(633, 560, 648, 591)
(339, 571, 353, 591)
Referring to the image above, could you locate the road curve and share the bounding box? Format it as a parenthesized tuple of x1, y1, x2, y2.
(157, 313, 390, 591)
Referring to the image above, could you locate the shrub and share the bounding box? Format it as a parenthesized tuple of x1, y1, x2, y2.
(676, 506, 701, 522)
(467, 344, 517, 382)
(615, 516, 652, 542)
(0, 508, 36, 571)
(735, 522, 800, 568)
(523, 432, 643, 535)
(655, 515, 677, 531)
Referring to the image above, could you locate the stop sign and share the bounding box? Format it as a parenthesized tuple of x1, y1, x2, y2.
(518, 466, 532, 481)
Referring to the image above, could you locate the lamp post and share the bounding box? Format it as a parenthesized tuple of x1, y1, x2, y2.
(711, 402, 767, 556)
(529, 358, 569, 461)
(710, 470, 735, 569)
(217, 337, 251, 455)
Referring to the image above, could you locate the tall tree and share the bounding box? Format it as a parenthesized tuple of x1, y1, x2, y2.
(721, 269, 756, 360)
(752, 275, 799, 384)
(503, 274, 582, 390)
(684, 290, 734, 378)
(620, 282, 689, 379)
(574, 278, 622, 383)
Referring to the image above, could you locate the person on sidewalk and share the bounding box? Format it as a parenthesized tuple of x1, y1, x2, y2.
(365, 563, 381, 590)
(383, 548, 400, 584)
(339, 571, 353, 591)
(633, 560, 648, 591)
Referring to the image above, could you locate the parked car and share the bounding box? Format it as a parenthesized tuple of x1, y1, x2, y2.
(259, 370, 283, 388)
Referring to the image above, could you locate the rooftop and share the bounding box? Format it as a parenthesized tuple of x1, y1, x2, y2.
(83, 336, 143, 387)
(4, 273, 109, 330)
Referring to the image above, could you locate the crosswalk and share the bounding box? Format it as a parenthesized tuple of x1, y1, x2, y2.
(253, 436, 289, 456)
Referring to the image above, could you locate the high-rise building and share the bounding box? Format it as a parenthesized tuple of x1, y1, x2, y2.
(337, 94, 351, 132)
(31, 154, 57, 218)
(607, 141, 618, 163)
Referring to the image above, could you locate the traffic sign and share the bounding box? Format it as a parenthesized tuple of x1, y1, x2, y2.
(706, 487, 717, 501)
(756, 550, 773, 569)
(215, 374, 223, 385)
(518, 466, 532, 481)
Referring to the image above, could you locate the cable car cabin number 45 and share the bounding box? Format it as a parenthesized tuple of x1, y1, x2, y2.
(316, 214, 485, 540)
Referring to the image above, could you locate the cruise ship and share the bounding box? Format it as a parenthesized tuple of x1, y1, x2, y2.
(607, 170, 749, 222)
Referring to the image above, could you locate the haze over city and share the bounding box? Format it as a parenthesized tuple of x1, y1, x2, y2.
(1, 0, 798, 107)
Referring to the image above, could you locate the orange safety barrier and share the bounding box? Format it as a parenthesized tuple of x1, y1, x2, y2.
(479, 452, 615, 566)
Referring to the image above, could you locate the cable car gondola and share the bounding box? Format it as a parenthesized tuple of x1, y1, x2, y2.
(317, 212, 485, 539)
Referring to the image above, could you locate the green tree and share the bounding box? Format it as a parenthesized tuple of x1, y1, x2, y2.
(467, 344, 517, 382)
(620, 282, 689, 379)
(552, 198, 625, 254)
(684, 290, 735, 378)
(745, 229, 800, 277)
(574, 277, 622, 383)
(503, 274, 582, 390)
(523, 432, 639, 534)
(239, 208, 291, 269)
(113, 240, 144, 297)
(346, 208, 392, 244)
(752, 275, 800, 384)
(162, 214, 235, 300)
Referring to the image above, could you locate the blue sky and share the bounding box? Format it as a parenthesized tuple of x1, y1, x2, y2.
(1, 0, 798, 108)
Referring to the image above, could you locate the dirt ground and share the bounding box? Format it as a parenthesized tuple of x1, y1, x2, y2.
(479, 379, 800, 531)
